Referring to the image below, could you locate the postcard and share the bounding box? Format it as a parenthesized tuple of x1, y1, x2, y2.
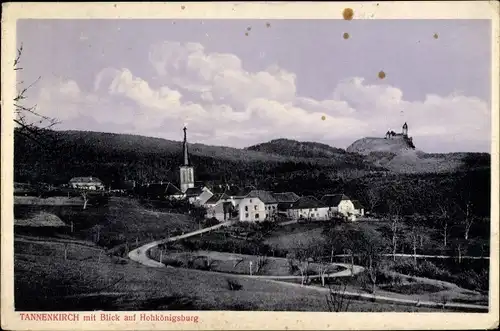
(1, 2, 499, 330)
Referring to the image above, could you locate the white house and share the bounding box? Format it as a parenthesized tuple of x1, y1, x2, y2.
(209, 185, 253, 209)
(280, 196, 330, 221)
(320, 194, 356, 218)
(185, 186, 214, 206)
(205, 198, 235, 222)
(69, 177, 105, 190)
(238, 190, 278, 222)
(352, 200, 365, 216)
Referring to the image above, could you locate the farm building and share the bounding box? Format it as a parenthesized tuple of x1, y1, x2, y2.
(205, 196, 236, 222)
(279, 196, 329, 221)
(143, 182, 184, 200)
(321, 194, 356, 218)
(272, 192, 300, 203)
(238, 190, 278, 222)
(68, 177, 105, 190)
(352, 200, 365, 216)
(185, 186, 214, 206)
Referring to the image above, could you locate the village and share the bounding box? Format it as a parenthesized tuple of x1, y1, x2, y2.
(15, 126, 366, 225)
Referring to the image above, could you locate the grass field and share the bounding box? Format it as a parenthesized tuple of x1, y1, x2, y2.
(15, 197, 198, 250)
(15, 237, 451, 312)
(148, 249, 343, 277)
(264, 226, 325, 251)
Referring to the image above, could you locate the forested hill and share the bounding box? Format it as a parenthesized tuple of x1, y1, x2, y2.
(13, 130, 381, 188)
(13, 129, 491, 216)
(246, 139, 347, 158)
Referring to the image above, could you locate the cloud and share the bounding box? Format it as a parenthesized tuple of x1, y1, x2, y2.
(29, 41, 491, 152)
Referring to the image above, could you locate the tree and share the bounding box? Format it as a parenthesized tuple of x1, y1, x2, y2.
(81, 191, 89, 210)
(455, 197, 475, 241)
(14, 43, 59, 144)
(325, 283, 351, 312)
(406, 216, 424, 264)
(356, 227, 386, 293)
(289, 242, 315, 286)
(92, 224, 101, 243)
(255, 256, 269, 275)
(388, 201, 402, 261)
(365, 187, 381, 213)
(437, 203, 450, 247)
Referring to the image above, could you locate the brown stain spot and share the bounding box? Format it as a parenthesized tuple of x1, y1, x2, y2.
(321, 115, 326, 121)
(378, 70, 386, 79)
(433, 33, 439, 39)
(113, 4, 117, 8)
(342, 8, 354, 20)
(343, 32, 350, 40)
(266, 22, 271, 28)
(181, 5, 186, 10)
(245, 32, 249, 37)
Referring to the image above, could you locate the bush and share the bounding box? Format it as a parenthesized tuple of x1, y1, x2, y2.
(226, 278, 243, 291)
(204, 217, 220, 227)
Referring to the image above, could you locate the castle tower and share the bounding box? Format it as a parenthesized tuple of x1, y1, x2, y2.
(179, 126, 195, 193)
(402, 122, 408, 137)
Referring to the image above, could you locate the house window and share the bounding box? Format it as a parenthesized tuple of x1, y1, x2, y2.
(254, 205, 258, 210)
(245, 206, 248, 211)
(255, 214, 260, 219)
(245, 213, 249, 218)
(273, 206, 276, 209)
(314, 208, 317, 211)
(250, 199, 252, 203)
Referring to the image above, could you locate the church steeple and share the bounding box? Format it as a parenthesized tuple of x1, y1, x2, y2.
(179, 126, 194, 193)
(183, 126, 189, 166)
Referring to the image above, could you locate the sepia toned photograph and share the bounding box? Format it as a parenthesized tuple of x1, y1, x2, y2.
(2, 2, 499, 330)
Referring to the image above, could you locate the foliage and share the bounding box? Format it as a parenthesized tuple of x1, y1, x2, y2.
(325, 283, 352, 312)
(226, 278, 243, 291)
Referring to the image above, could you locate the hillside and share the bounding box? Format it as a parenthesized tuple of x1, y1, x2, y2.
(347, 136, 490, 174)
(246, 139, 346, 158)
(14, 129, 490, 193)
(346, 136, 415, 155)
(13, 130, 381, 190)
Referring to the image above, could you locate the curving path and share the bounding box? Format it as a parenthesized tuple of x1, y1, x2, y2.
(129, 221, 364, 279)
(128, 222, 488, 312)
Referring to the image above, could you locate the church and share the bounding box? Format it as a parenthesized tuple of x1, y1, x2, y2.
(179, 127, 214, 206)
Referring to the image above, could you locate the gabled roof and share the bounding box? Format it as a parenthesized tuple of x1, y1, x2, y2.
(273, 192, 300, 203)
(289, 196, 326, 210)
(210, 184, 242, 195)
(205, 193, 229, 205)
(185, 186, 205, 197)
(146, 182, 183, 196)
(246, 190, 277, 204)
(352, 200, 364, 209)
(321, 194, 350, 207)
(69, 177, 103, 184)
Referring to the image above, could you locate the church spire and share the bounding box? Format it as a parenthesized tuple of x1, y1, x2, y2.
(183, 126, 189, 166)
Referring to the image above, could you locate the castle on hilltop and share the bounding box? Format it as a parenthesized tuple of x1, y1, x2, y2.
(385, 122, 415, 148)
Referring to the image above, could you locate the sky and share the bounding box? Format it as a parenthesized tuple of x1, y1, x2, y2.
(16, 19, 492, 153)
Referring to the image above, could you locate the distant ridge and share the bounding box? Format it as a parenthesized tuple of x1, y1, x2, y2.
(246, 138, 346, 158)
(13, 129, 490, 187)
